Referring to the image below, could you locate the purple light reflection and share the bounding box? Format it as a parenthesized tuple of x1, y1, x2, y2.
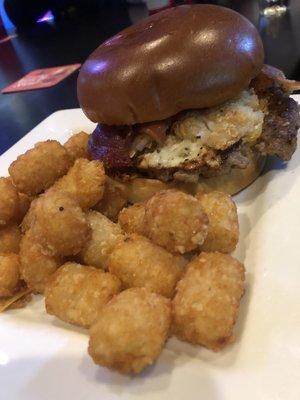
(37, 10, 54, 23)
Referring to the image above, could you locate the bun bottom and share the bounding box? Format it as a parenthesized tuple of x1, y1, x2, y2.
(123, 152, 266, 203)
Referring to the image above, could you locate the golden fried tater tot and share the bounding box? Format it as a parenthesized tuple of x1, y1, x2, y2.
(108, 234, 183, 298)
(45, 262, 121, 328)
(17, 192, 33, 224)
(125, 178, 170, 203)
(79, 211, 125, 270)
(144, 190, 209, 254)
(196, 191, 239, 253)
(88, 287, 171, 374)
(19, 230, 62, 293)
(0, 224, 21, 253)
(0, 177, 20, 226)
(93, 177, 127, 221)
(0, 253, 21, 298)
(53, 158, 105, 209)
(118, 203, 145, 235)
(31, 191, 90, 257)
(9, 140, 72, 196)
(64, 131, 90, 162)
(173, 252, 245, 351)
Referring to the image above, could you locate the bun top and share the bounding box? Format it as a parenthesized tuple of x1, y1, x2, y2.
(77, 5, 264, 125)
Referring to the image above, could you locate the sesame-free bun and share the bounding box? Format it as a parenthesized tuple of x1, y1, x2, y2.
(77, 5, 264, 126)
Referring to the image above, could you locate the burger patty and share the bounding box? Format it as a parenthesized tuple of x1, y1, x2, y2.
(255, 87, 299, 161)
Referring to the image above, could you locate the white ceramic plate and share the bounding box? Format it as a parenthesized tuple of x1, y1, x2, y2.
(1, 100, 300, 400)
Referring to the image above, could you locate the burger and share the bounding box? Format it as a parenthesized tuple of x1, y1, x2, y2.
(77, 4, 300, 200)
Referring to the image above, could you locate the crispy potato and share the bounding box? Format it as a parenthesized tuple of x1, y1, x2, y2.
(17, 192, 33, 224)
(173, 252, 245, 350)
(0, 177, 20, 226)
(118, 203, 145, 234)
(21, 198, 38, 233)
(93, 177, 127, 221)
(45, 262, 121, 328)
(19, 230, 62, 293)
(0, 224, 21, 253)
(144, 190, 209, 254)
(31, 190, 90, 257)
(108, 234, 183, 298)
(0, 253, 21, 298)
(196, 191, 239, 253)
(79, 211, 125, 270)
(9, 140, 72, 196)
(125, 178, 170, 204)
(64, 131, 90, 162)
(88, 287, 171, 374)
(53, 158, 105, 209)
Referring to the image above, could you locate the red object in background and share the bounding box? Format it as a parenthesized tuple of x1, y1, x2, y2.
(2, 64, 81, 93)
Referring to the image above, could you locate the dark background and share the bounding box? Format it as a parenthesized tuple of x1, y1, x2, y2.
(0, 0, 300, 155)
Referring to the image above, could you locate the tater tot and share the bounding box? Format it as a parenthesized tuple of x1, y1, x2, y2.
(0, 224, 21, 253)
(93, 177, 127, 221)
(0, 177, 20, 226)
(45, 262, 121, 328)
(9, 140, 72, 196)
(31, 190, 90, 257)
(144, 190, 209, 254)
(196, 191, 239, 253)
(17, 192, 33, 224)
(88, 287, 171, 374)
(19, 230, 62, 293)
(173, 252, 245, 351)
(64, 131, 90, 162)
(125, 178, 170, 203)
(0, 253, 21, 298)
(79, 211, 125, 270)
(108, 234, 183, 298)
(21, 198, 38, 233)
(53, 158, 105, 209)
(118, 203, 145, 234)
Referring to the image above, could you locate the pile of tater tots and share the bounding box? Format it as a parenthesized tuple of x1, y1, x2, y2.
(0, 131, 245, 375)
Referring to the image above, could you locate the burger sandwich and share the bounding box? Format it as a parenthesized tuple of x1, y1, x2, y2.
(77, 4, 300, 201)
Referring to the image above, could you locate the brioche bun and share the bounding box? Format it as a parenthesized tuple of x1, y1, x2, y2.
(78, 5, 264, 126)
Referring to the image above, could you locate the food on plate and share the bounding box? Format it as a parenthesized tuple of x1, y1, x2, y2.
(93, 176, 127, 221)
(196, 191, 239, 253)
(79, 210, 125, 270)
(19, 229, 63, 293)
(78, 5, 299, 198)
(20, 198, 38, 233)
(45, 262, 121, 328)
(8, 140, 72, 196)
(17, 192, 33, 224)
(0, 177, 20, 226)
(124, 178, 170, 204)
(64, 131, 90, 162)
(31, 190, 90, 257)
(88, 287, 171, 374)
(173, 252, 245, 351)
(118, 203, 145, 235)
(0, 253, 21, 298)
(53, 158, 106, 209)
(0, 224, 22, 254)
(108, 234, 183, 298)
(143, 190, 209, 254)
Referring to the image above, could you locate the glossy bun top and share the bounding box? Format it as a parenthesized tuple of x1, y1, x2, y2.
(77, 4, 264, 125)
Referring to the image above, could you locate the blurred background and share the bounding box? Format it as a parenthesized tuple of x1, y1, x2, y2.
(0, 0, 300, 154)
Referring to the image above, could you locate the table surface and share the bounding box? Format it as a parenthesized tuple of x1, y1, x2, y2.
(0, 0, 300, 155)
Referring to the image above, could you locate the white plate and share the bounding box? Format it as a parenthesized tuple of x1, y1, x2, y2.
(1, 101, 300, 400)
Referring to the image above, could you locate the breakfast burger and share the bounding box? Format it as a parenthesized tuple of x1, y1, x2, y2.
(77, 4, 300, 199)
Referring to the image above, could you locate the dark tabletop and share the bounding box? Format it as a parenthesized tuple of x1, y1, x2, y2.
(0, 0, 300, 155)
